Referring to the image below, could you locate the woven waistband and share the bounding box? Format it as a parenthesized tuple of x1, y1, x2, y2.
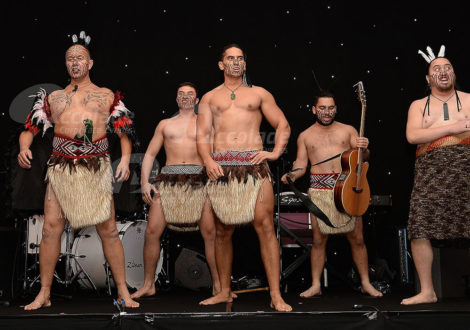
(310, 173, 339, 190)
(416, 134, 470, 158)
(211, 150, 260, 166)
(52, 134, 109, 159)
(160, 164, 204, 175)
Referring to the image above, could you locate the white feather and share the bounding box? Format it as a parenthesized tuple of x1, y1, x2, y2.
(418, 50, 431, 63)
(72, 34, 78, 43)
(438, 45, 446, 57)
(80, 31, 86, 39)
(85, 36, 91, 45)
(426, 46, 436, 60)
(28, 88, 53, 136)
(108, 100, 132, 123)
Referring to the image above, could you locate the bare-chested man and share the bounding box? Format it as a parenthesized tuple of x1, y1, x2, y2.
(132, 82, 221, 299)
(197, 44, 292, 312)
(402, 46, 470, 305)
(281, 90, 382, 298)
(18, 31, 139, 310)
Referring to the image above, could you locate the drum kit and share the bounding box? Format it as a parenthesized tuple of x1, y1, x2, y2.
(19, 211, 166, 296)
(17, 163, 171, 298)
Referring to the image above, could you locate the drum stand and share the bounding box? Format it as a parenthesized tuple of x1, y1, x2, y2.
(20, 219, 98, 295)
(53, 222, 99, 293)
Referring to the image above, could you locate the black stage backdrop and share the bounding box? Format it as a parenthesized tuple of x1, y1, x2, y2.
(1, 0, 468, 280)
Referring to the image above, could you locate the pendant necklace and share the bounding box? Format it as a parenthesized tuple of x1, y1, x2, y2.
(431, 93, 455, 121)
(224, 81, 244, 100)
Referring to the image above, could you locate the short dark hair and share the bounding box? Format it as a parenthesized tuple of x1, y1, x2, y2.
(314, 90, 336, 106)
(177, 82, 198, 97)
(220, 43, 247, 61)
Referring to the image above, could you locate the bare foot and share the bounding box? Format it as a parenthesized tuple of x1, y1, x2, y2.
(270, 296, 292, 312)
(131, 284, 156, 299)
(300, 284, 322, 298)
(119, 294, 140, 308)
(200, 291, 233, 305)
(212, 283, 238, 299)
(24, 291, 51, 311)
(360, 282, 383, 297)
(401, 291, 437, 305)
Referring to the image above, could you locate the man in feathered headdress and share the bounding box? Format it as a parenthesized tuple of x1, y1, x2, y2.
(18, 31, 139, 309)
(403, 45, 470, 305)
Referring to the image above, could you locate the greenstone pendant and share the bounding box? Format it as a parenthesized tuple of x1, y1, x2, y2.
(230, 92, 236, 100)
(443, 102, 449, 121)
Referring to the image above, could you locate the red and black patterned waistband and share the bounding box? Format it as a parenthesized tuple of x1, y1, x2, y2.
(52, 134, 109, 159)
(211, 150, 260, 166)
(310, 173, 339, 190)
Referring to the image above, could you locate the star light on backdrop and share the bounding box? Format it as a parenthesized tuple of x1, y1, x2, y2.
(4, 1, 468, 230)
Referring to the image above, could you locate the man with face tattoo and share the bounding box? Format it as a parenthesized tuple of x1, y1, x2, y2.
(197, 44, 292, 312)
(131, 82, 222, 299)
(280, 91, 383, 298)
(401, 46, 470, 305)
(18, 31, 139, 309)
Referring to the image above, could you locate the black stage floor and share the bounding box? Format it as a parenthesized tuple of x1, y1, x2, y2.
(1, 287, 470, 329)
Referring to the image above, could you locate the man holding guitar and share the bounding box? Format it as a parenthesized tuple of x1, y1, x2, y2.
(281, 90, 382, 298)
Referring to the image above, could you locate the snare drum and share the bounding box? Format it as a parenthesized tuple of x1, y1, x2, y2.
(71, 220, 163, 290)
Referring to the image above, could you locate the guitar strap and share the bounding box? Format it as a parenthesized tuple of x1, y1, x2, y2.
(311, 152, 342, 167)
(286, 176, 335, 228)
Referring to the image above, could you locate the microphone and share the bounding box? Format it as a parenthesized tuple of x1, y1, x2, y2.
(72, 85, 78, 92)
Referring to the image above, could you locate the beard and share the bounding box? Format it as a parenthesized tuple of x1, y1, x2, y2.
(316, 113, 336, 126)
(317, 118, 335, 126)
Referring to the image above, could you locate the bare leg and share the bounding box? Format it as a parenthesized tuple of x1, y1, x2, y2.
(252, 180, 291, 312)
(345, 217, 382, 297)
(25, 185, 65, 310)
(198, 197, 221, 295)
(401, 238, 437, 305)
(96, 200, 139, 308)
(199, 217, 235, 305)
(300, 218, 327, 298)
(131, 193, 167, 299)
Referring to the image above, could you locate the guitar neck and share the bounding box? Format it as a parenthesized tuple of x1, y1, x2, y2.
(357, 103, 367, 164)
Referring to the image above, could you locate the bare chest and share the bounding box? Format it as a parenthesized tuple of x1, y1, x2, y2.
(305, 130, 351, 158)
(422, 97, 470, 128)
(49, 90, 110, 124)
(211, 89, 261, 116)
(163, 120, 196, 141)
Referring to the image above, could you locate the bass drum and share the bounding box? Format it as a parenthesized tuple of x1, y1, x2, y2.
(71, 220, 163, 290)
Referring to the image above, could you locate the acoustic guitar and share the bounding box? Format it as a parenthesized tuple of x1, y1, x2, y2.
(333, 81, 370, 217)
